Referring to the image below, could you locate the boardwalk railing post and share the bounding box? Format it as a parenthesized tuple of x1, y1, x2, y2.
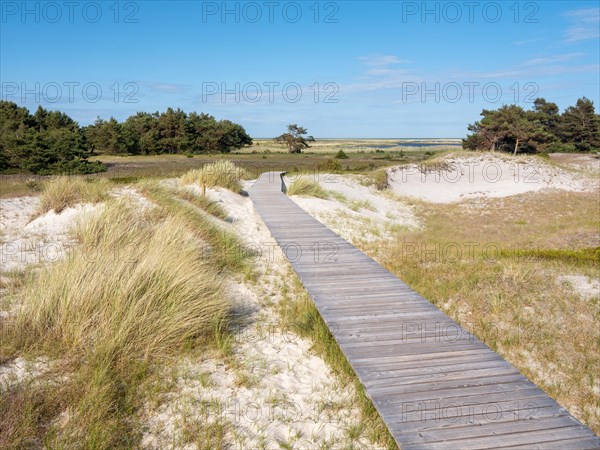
(280, 172, 287, 194)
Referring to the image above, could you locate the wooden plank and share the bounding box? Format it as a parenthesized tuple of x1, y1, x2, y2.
(248, 172, 600, 450)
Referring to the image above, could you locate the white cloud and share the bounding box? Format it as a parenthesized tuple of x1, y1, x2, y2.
(564, 8, 600, 42)
(139, 81, 190, 94)
(513, 37, 545, 46)
(523, 52, 585, 66)
(358, 55, 411, 67)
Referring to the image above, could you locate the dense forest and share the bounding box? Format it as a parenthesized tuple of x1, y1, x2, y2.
(0, 101, 253, 174)
(463, 97, 600, 154)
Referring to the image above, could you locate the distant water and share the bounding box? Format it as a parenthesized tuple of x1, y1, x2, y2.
(375, 142, 461, 148)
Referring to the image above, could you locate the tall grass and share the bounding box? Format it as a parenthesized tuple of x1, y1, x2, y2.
(286, 177, 329, 198)
(37, 176, 110, 214)
(1, 199, 230, 448)
(180, 160, 249, 192)
(45, 200, 226, 358)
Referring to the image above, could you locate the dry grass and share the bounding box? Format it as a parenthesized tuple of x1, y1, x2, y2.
(1, 198, 232, 448)
(138, 181, 250, 271)
(363, 168, 389, 190)
(180, 160, 249, 193)
(47, 200, 227, 360)
(37, 176, 110, 214)
(286, 177, 329, 199)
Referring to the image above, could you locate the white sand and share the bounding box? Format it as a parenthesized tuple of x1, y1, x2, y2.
(387, 154, 597, 203)
(286, 174, 419, 246)
(0, 196, 85, 273)
(0, 188, 154, 273)
(558, 275, 600, 300)
(0, 357, 50, 390)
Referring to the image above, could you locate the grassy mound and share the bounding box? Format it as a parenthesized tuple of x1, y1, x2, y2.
(180, 160, 249, 192)
(2, 199, 229, 448)
(37, 176, 110, 214)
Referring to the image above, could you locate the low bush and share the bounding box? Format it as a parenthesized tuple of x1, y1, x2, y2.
(316, 159, 342, 172)
(335, 150, 349, 159)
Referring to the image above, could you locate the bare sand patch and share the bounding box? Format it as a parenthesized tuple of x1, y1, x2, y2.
(387, 154, 597, 203)
(558, 275, 600, 300)
(286, 174, 419, 245)
(0, 357, 51, 390)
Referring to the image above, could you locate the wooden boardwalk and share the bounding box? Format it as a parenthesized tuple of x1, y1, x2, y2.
(248, 172, 600, 450)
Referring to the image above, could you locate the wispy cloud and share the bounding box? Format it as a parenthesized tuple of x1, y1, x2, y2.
(513, 37, 544, 46)
(564, 8, 600, 42)
(451, 63, 598, 80)
(139, 81, 191, 94)
(365, 68, 411, 76)
(358, 55, 411, 67)
(523, 52, 585, 66)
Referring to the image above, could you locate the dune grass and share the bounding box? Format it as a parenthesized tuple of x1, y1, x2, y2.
(180, 160, 249, 193)
(139, 181, 251, 272)
(286, 177, 329, 199)
(176, 187, 228, 220)
(37, 176, 110, 214)
(0, 197, 233, 448)
(364, 168, 389, 190)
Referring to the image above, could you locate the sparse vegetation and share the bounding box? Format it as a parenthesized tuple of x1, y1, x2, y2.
(349, 199, 376, 212)
(139, 180, 251, 271)
(176, 187, 228, 220)
(364, 168, 389, 190)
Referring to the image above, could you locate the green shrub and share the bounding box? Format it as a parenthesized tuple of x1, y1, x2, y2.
(335, 150, 349, 159)
(546, 142, 577, 153)
(37, 160, 107, 176)
(316, 159, 342, 172)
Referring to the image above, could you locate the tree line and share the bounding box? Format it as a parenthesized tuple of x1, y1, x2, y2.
(463, 97, 600, 154)
(0, 102, 253, 174)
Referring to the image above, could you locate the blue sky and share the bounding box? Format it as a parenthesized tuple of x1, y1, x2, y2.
(1, 1, 599, 137)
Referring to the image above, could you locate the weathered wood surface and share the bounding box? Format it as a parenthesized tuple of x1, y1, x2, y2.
(248, 172, 600, 449)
